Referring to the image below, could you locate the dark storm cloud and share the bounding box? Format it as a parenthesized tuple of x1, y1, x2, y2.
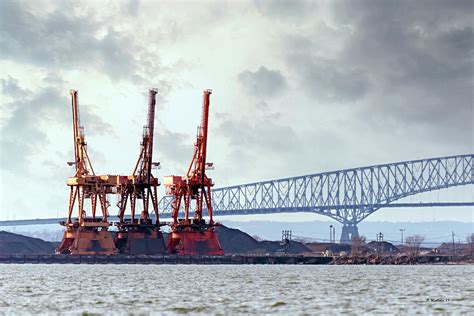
(0, 78, 113, 173)
(332, 0, 473, 145)
(278, 0, 472, 150)
(0, 1, 151, 82)
(287, 54, 370, 102)
(334, 1, 473, 86)
(237, 66, 287, 98)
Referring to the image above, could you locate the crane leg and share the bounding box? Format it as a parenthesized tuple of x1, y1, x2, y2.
(67, 187, 77, 225)
(184, 191, 190, 222)
(98, 193, 107, 222)
(204, 185, 213, 225)
(151, 186, 159, 225)
(142, 189, 149, 222)
(78, 187, 85, 225)
(172, 196, 182, 225)
(119, 191, 129, 224)
(91, 193, 97, 220)
(131, 191, 136, 224)
(196, 189, 203, 221)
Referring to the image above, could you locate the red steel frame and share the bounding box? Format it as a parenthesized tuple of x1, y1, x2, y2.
(117, 89, 161, 226)
(114, 89, 166, 254)
(57, 90, 119, 255)
(164, 90, 223, 255)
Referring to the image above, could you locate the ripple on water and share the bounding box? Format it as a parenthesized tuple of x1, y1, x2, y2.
(0, 265, 473, 314)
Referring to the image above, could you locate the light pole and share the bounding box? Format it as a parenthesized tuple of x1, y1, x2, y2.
(399, 228, 405, 246)
(452, 231, 455, 257)
(330, 225, 333, 243)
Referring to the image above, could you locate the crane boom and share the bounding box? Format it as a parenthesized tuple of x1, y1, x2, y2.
(70, 90, 93, 177)
(145, 89, 156, 183)
(199, 89, 210, 182)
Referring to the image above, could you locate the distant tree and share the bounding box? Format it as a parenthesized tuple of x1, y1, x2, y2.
(405, 235, 425, 256)
(252, 235, 263, 242)
(467, 234, 474, 257)
(351, 236, 366, 256)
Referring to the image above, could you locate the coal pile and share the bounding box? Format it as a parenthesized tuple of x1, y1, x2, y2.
(0, 231, 55, 255)
(0, 227, 313, 256)
(215, 225, 311, 254)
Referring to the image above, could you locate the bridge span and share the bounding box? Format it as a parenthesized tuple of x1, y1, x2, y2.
(1, 154, 473, 242)
(160, 154, 474, 242)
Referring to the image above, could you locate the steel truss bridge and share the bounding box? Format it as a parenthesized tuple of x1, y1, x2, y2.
(159, 154, 473, 242)
(1, 154, 473, 242)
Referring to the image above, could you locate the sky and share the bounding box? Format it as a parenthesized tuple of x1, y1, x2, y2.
(0, 0, 473, 223)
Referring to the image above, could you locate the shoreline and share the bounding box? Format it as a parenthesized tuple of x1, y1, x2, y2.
(0, 254, 332, 265)
(331, 254, 473, 265)
(0, 254, 472, 265)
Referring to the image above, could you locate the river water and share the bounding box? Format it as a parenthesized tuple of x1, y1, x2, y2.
(0, 264, 472, 315)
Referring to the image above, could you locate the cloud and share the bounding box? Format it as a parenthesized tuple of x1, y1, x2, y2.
(124, 0, 140, 16)
(329, 1, 473, 147)
(0, 77, 113, 173)
(237, 66, 287, 98)
(254, 0, 316, 20)
(1, 76, 31, 98)
(273, 0, 472, 151)
(0, 1, 158, 83)
(156, 128, 191, 169)
(214, 108, 305, 182)
(0, 87, 64, 172)
(145, 124, 195, 179)
(287, 55, 370, 102)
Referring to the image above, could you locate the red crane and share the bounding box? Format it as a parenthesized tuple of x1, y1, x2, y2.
(115, 89, 166, 254)
(57, 90, 121, 255)
(164, 89, 224, 255)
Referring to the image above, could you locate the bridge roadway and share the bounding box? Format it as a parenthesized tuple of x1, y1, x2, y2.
(1, 154, 473, 242)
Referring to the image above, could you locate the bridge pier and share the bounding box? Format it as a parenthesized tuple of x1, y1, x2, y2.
(340, 224, 359, 244)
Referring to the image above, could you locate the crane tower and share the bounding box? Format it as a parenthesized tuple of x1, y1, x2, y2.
(115, 89, 166, 254)
(56, 90, 123, 255)
(164, 89, 224, 255)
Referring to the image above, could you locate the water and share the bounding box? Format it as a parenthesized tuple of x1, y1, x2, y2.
(0, 265, 472, 314)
